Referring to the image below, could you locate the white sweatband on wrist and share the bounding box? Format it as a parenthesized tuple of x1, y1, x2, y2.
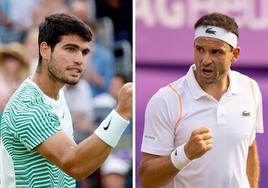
(195, 25, 238, 48)
(170, 143, 192, 170)
(95, 109, 129, 147)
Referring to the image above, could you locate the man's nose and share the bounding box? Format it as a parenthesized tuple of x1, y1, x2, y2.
(202, 52, 212, 65)
(74, 52, 84, 65)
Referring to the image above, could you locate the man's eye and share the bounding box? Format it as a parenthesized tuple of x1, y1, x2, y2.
(82, 50, 89, 56)
(212, 50, 223, 55)
(196, 47, 204, 53)
(66, 47, 75, 52)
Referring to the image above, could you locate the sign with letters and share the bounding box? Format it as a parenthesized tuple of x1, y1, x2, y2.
(136, 0, 268, 66)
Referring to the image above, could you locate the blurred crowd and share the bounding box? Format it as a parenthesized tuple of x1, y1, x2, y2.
(0, 0, 132, 188)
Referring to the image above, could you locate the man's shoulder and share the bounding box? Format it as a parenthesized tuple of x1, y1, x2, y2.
(147, 76, 187, 109)
(231, 70, 252, 79)
(153, 76, 186, 98)
(9, 81, 44, 106)
(230, 70, 246, 78)
(4, 81, 53, 120)
(230, 70, 260, 87)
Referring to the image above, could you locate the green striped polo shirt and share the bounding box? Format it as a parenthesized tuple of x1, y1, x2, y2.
(0, 79, 75, 188)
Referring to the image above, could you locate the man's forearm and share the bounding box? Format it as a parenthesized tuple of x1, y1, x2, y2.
(63, 109, 129, 179)
(139, 154, 179, 188)
(60, 134, 112, 180)
(247, 141, 260, 188)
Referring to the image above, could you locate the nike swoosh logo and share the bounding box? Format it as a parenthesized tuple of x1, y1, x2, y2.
(103, 118, 112, 130)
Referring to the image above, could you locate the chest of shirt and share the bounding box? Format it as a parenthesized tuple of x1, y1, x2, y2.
(49, 99, 73, 137)
(174, 93, 256, 146)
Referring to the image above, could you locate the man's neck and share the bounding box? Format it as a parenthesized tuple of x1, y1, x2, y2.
(32, 70, 63, 100)
(202, 77, 229, 101)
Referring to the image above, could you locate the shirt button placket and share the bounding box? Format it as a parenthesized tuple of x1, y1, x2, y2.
(217, 103, 227, 125)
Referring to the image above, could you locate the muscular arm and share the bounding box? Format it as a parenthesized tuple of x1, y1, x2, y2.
(37, 83, 132, 180)
(37, 131, 112, 180)
(139, 153, 179, 188)
(139, 128, 213, 188)
(247, 140, 260, 188)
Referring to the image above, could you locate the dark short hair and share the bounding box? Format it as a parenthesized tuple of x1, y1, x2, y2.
(194, 12, 239, 38)
(38, 13, 92, 64)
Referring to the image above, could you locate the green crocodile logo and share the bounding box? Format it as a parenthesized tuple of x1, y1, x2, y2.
(242, 110, 251, 117)
(205, 28, 216, 35)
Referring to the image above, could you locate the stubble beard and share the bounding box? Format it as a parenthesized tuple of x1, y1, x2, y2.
(48, 62, 80, 85)
(202, 70, 220, 84)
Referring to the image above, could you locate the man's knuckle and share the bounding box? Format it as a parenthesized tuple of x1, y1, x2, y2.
(195, 135, 202, 141)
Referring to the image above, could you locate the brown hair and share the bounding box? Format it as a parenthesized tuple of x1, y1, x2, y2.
(38, 13, 92, 65)
(194, 12, 239, 38)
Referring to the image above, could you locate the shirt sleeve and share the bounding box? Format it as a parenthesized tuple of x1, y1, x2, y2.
(141, 89, 178, 156)
(249, 79, 264, 145)
(14, 105, 62, 151)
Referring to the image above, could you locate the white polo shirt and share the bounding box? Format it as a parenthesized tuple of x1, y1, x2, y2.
(141, 65, 263, 188)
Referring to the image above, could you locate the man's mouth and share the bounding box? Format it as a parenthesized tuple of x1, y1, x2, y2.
(70, 68, 81, 73)
(201, 68, 213, 77)
(67, 67, 82, 77)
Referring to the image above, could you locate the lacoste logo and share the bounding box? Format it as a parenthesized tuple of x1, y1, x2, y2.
(242, 110, 251, 117)
(205, 28, 216, 35)
(103, 118, 112, 130)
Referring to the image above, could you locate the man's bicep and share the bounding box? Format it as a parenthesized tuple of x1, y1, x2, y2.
(36, 130, 77, 168)
(139, 152, 161, 170)
(142, 152, 161, 160)
(248, 140, 257, 152)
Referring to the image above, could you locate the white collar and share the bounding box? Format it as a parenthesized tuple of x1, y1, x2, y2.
(186, 65, 239, 100)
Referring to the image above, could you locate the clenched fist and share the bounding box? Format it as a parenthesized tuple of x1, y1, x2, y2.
(115, 82, 133, 120)
(184, 127, 213, 160)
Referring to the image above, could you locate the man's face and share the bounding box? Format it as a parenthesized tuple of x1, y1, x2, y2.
(193, 37, 238, 86)
(3, 55, 22, 74)
(47, 35, 90, 85)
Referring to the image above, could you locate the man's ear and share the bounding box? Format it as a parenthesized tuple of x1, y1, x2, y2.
(40, 42, 51, 62)
(231, 47, 240, 63)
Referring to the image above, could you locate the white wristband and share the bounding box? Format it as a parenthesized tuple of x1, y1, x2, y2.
(170, 143, 192, 170)
(95, 109, 129, 147)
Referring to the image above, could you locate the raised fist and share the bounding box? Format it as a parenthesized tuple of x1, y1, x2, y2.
(184, 127, 213, 160)
(115, 82, 133, 120)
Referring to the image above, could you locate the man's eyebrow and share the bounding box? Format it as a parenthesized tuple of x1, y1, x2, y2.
(195, 44, 224, 50)
(63, 43, 79, 48)
(194, 44, 202, 48)
(63, 43, 90, 52)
